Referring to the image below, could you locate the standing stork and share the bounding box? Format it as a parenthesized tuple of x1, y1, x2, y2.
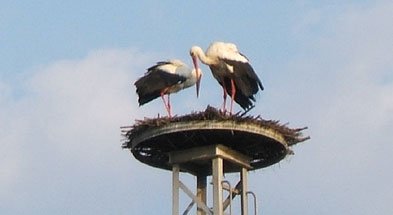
(134, 60, 202, 117)
(190, 41, 263, 113)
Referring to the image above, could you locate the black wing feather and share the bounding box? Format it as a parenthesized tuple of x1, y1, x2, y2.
(134, 68, 186, 106)
(146, 61, 170, 73)
(222, 59, 264, 110)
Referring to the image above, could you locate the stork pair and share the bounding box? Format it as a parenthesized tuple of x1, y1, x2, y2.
(135, 41, 264, 117)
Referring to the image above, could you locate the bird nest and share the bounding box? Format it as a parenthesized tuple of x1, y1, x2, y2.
(121, 106, 310, 172)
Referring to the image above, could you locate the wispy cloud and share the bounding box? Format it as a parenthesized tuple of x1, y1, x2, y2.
(1, 1, 393, 214)
(0, 48, 172, 214)
(253, 1, 393, 214)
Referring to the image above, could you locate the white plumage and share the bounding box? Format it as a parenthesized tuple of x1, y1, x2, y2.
(206, 42, 248, 64)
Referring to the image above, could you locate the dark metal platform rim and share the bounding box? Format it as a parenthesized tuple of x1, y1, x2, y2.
(131, 120, 288, 150)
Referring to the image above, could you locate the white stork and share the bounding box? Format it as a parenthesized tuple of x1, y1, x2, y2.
(190, 41, 263, 113)
(134, 60, 202, 117)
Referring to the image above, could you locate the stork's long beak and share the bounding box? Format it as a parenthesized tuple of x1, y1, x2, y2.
(193, 56, 201, 98)
(196, 72, 201, 98)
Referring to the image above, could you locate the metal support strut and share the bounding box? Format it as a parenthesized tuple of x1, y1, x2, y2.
(170, 144, 256, 215)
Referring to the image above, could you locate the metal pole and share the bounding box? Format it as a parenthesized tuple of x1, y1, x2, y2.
(197, 175, 207, 215)
(179, 181, 212, 214)
(241, 167, 248, 215)
(221, 180, 232, 215)
(212, 157, 223, 215)
(173, 164, 180, 215)
(246, 191, 257, 215)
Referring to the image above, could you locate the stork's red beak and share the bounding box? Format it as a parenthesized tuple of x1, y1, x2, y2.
(192, 56, 201, 98)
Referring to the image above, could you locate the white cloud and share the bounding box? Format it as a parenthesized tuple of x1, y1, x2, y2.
(0, 48, 177, 213)
(0, 80, 30, 193)
(2, 2, 393, 214)
(27, 49, 147, 154)
(311, 1, 393, 130)
(0, 80, 10, 103)
(252, 2, 393, 214)
(0, 115, 27, 193)
(270, 1, 393, 126)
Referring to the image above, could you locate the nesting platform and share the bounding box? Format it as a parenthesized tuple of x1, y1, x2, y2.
(122, 106, 309, 174)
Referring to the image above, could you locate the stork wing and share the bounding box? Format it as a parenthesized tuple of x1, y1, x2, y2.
(146, 61, 173, 75)
(214, 42, 263, 91)
(149, 60, 188, 73)
(223, 59, 264, 92)
(135, 63, 187, 105)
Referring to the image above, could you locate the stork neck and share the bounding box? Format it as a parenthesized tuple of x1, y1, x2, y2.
(195, 47, 215, 65)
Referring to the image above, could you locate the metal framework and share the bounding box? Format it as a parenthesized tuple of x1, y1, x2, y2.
(169, 144, 256, 215)
(123, 115, 309, 215)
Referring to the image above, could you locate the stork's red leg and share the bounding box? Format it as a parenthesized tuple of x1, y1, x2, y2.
(160, 88, 171, 117)
(160, 92, 170, 116)
(167, 94, 171, 117)
(222, 86, 227, 113)
(230, 79, 236, 114)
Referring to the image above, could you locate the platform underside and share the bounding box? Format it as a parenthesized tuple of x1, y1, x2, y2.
(122, 106, 309, 173)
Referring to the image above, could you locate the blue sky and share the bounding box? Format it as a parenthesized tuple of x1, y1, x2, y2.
(1, 1, 393, 214)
